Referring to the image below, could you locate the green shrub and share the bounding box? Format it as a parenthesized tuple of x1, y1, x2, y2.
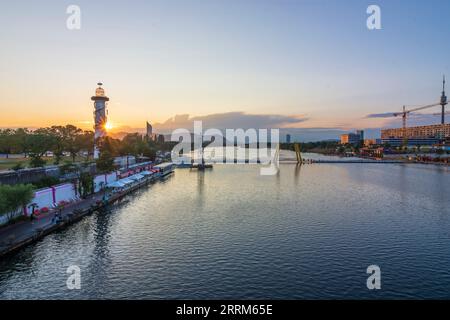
(29, 156, 46, 168)
(0, 184, 35, 222)
(11, 163, 24, 171)
(32, 176, 60, 189)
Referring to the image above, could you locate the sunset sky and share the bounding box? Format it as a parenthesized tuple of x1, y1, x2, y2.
(1, 0, 450, 139)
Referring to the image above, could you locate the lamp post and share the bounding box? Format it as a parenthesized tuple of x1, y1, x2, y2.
(28, 202, 38, 221)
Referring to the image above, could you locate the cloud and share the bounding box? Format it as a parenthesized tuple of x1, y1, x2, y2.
(365, 111, 448, 128)
(152, 112, 308, 132)
(107, 111, 386, 141)
(365, 112, 397, 118)
(383, 113, 446, 127)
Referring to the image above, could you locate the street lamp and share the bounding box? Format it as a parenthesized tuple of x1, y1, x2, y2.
(28, 202, 39, 220)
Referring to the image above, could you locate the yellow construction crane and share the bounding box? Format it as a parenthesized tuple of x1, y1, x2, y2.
(393, 103, 441, 146)
(390, 76, 447, 146)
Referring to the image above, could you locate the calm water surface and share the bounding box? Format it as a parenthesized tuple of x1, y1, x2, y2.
(0, 161, 449, 299)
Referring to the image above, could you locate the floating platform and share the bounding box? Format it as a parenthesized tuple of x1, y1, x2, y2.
(191, 163, 213, 170)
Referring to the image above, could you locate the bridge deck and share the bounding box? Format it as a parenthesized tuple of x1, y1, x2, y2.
(279, 159, 403, 164)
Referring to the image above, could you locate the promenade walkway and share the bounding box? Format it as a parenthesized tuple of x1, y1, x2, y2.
(0, 192, 104, 255)
(0, 171, 163, 257)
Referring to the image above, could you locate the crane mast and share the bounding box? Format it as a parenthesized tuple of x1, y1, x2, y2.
(393, 103, 441, 146)
(391, 77, 447, 146)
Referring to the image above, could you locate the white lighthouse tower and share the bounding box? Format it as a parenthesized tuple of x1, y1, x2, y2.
(91, 82, 109, 159)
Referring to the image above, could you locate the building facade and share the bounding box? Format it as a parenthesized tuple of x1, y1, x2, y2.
(340, 131, 364, 145)
(146, 121, 153, 136)
(364, 139, 377, 146)
(286, 134, 291, 143)
(381, 124, 450, 146)
(356, 130, 364, 141)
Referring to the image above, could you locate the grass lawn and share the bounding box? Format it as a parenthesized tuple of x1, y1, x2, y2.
(0, 158, 31, 171)
(0, 156, 88, 171)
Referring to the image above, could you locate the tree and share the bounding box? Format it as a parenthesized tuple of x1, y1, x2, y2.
(70, 129, 87, 161)
(0, 129, 14, 158)
(27, 128, 55, 167)
(29, 156, 47, 168)
(141, 144, 157, 161)
(12, 128, 32, 156)
(33, 176, 60, 189)
(58, 125, 84, 162)
(76, 130, 95, 161)
(78, 172, 94, 198)
(0, 189, 7, 218)
(157, 134, 165, 144)
(96, 150, 116, 173)
(1, 125, 95, 169)
(119, 133, 159, 159)
(27, 130, 52, 157)
(59, 161, 78, 175)
(98, 136, 120, 156)
(49, 126, 66, 164)
(12, 163, 24, 171)
(0, 184, 35, 222)
(120, 133, 143, 157)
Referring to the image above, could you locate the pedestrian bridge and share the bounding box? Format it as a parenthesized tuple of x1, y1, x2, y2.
(279, 158, 403, 164)
(278, 146, 403, 164)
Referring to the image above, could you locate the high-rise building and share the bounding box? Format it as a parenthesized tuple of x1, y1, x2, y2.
(146, 121, 153, 136)
(157, 134, 165, 144)
(145, 121, 158, 141)
(340, 131, 363, 145)
(440, 75, 447, 125)
(356, 130, 364, 141)
(286, 134, 291, 143)
(91, 83, 109, 159)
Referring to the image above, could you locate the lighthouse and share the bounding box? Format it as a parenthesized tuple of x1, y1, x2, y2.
(91, 82, 109, 159)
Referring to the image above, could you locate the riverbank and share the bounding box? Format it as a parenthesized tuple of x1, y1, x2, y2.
(0, 171, 171, 258)
(279, 149, 449, 166)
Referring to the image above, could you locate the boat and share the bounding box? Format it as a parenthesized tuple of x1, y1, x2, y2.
(176, 161, 193, 168)
(154, 162, 175, 177)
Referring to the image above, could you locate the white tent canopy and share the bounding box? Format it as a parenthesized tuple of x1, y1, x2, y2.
(106, 173, 150, 189)
(129, 174, 145, 181)
(120, 178, 135, 185)
(107, 181, 126, 188)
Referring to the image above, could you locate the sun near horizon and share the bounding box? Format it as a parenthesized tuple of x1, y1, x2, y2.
(104, 121, 114, 132)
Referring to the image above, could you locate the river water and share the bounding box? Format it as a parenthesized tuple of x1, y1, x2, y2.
(0, 159, 449, 299)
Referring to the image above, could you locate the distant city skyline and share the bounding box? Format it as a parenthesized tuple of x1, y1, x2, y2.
(1, 0, 449, 141)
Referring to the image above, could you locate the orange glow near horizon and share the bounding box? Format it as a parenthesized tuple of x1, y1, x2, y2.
(104, 121, 114, 131)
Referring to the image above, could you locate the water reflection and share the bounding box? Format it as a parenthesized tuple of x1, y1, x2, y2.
(0, 163, 449, 299)
(294, 163, 302, 185)
(196, 170, 205, 207)
(87, 210, 113, 291)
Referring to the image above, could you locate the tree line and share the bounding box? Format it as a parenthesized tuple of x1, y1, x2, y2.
(0, 125, 173, 170)
(0, 126, 176, 223)
(0, 125, 94, 167)
(280, 140, 340, 152)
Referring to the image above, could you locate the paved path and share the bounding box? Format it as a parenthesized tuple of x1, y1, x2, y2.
(0, 192, 104, 253)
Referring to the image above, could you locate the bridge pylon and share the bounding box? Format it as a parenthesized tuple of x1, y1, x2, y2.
(294, 143, 303, 164)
